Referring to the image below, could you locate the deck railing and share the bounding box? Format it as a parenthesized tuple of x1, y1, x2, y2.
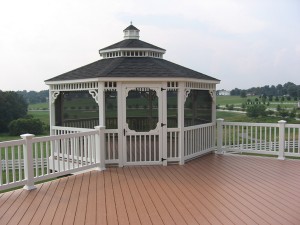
(217, 119, 300, 159)
(1, 119, 299, 192)
(0, 126, 105, 191)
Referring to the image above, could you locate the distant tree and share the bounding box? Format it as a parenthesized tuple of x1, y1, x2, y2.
(226, 104, 234, 110)
(268, 95, 273, 101)
(240, 91, 247, 98)
(230, 88, 242, 96)
(0, 91, 28, 132)
(277, 109, 289, 118)
(8, 117, 45, 136)
(17, 90, 49, 104)
(276, 104, 281, 112)
(289, 108, 297, 119)
(246, 105, 266, 118)
(241, 103, 246, 111)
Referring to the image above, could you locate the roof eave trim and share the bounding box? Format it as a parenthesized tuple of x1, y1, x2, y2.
(99, 48, 166, 54)
(45, 77, 220, 85)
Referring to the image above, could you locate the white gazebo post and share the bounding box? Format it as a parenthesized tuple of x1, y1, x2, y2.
(95, 126, 106, 170)
(49, 87, 58, 135)
(21, 134, 37, 190)
(178, 82, 185, 165)
(98, 82, 105, 126)
(217, 118, 224, 154)
(278, 120, 286, 160)
(117, 82, 124, 167)
(161, 81, 168, 166)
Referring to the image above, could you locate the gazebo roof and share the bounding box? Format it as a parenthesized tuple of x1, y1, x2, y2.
(99, 39, 165, 52)
(46, 57, 219, 82)
(46, 24, 219, 83)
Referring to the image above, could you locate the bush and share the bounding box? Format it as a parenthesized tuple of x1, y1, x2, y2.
(246, 105, 266, 118)
(8, 118, 45, 136)
(226, 104, 234, 110)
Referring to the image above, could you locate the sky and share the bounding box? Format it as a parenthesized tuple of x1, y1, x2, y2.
(0, 0, 299, 91)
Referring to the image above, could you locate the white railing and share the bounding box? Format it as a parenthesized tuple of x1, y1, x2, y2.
(217, 119, 300, 159)
(105, 129, 119, 164)
(0, 126, 105, 191)
(53, 126, 120, 165)
(167, 128, 180, 161)
(184, 123, 215, 161)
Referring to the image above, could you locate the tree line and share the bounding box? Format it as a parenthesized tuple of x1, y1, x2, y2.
(0, 90, 47, 135)
(230, 82, 300, 99)
(16, 90, 49, 104)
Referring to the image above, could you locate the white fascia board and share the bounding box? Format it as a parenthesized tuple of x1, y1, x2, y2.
(45, 78, 99, 85)
(45, 77, 219, 85)
(99, 48, 166, 54)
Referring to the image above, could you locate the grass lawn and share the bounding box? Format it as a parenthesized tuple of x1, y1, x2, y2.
(28, 110, 50, 125)
(217, 95, 299, 109)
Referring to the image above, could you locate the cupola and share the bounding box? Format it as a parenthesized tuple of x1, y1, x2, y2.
(123, 24, 140, 39)
(98, 23, 166, 59)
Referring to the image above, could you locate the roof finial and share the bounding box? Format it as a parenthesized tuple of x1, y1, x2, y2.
(130, 21, 132, 25)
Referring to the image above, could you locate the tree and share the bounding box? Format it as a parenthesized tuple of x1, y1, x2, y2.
(240, 91, 247, 98)
(0, 91, 28, 132)
(8, 117, 45, 136)
(246, 105, 266, 118)
(230, 88, 242, 96)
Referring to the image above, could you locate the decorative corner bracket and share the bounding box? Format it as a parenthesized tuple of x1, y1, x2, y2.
(184, 89, 191, 103)
(89, 90, 99, 104)
(209, 90, 216, 102)
(51, 91, 60, 103)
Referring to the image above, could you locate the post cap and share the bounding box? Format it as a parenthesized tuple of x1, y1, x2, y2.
(20, 134, 35, 139)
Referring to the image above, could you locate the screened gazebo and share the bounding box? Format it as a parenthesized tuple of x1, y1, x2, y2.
(45, 24, 220, 166)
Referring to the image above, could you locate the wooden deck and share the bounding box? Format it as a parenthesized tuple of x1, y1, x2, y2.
(1, 153, 300, 225)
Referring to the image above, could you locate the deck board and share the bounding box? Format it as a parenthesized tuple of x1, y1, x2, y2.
(0, 154, 300, 225)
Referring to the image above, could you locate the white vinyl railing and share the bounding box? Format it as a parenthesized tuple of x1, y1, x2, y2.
(184, 123, 215, 161)
(167, 128, 180, 161)
(217, 119, 300, 158)
(105, 129, 119, 164)
(2, 119, 299, 192)
(0, 126, 105, 191)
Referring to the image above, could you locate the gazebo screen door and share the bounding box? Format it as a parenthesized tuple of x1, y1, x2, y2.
(122, 84, 163, 165)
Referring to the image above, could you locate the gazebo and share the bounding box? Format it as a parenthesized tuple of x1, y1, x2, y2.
(45, 24, 220, 167)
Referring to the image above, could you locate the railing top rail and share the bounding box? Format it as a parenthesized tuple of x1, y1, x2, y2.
(167, 128, 180, 132)
(184, 122, 215, 131)
(32, 130, 98, 143)
(0, 139, 25, 148)
(52, 126, 94, 132)
(222, 121, 279, 127)
(104, 129, 119, 133)
(285, 124, 300, 128)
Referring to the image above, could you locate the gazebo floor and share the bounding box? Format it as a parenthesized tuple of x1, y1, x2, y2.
(0, 153, 300, 225)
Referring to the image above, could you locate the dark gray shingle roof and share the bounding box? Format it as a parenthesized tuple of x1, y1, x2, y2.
(46, 57, 219, 82)
(100, 39, 165, 51)
(123, 25, 139, 31)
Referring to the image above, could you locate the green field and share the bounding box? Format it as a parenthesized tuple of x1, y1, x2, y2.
(217, 95, 299, 109)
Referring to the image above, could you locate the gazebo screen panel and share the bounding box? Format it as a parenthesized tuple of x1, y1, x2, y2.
(184, 90, 212, 127)
(55, 91, 99, 128)
(167, 90, 178, 128)
(105, 90, 118, 129)
(126, 88, 158, 132)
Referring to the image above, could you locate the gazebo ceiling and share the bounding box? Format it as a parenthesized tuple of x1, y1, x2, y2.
(45, 24, 219, 83)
